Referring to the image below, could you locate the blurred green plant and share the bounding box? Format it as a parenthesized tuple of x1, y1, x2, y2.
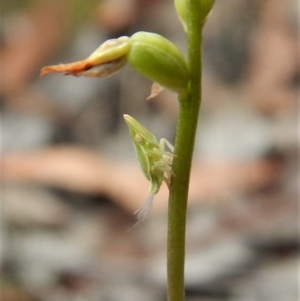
(40, 0, 214, 300)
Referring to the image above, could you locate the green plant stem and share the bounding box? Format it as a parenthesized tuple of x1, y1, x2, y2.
(167, 1, 202, 300)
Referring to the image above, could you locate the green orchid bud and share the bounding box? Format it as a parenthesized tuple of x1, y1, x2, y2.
(41, 31, 189, 95)
(174, 0, 188, 31)
(127, 32, 189, 95)
(175, 0, 215, 31)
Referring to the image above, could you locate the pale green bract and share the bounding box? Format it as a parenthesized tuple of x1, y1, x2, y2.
(124, 114, 174, 225)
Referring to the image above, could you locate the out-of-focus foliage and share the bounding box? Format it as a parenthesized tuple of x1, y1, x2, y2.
(2, 0, 102, 26)
(2, 0, 36, 15)
(70, 0, 104, 25)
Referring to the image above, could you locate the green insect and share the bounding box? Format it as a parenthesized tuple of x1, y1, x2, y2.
(124, 114, 174, 225)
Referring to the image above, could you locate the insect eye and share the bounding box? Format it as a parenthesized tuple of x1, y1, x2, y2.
(134, 134, 143, 143)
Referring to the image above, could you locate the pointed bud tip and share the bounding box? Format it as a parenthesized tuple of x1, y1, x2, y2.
(40, 60, 91, 77)
(40, 66, 54, 77)
(123, 114, 134, 126)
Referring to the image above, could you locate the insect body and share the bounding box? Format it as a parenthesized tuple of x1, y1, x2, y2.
(124, 114, 174, 224)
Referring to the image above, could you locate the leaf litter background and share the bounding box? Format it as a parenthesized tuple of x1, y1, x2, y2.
(0, 0, 299, 300)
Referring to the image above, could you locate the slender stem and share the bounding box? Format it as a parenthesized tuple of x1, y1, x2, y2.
(167, 1, 202, 300)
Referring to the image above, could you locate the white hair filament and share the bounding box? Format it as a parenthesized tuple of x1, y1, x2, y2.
(134, 194, 154, 225)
